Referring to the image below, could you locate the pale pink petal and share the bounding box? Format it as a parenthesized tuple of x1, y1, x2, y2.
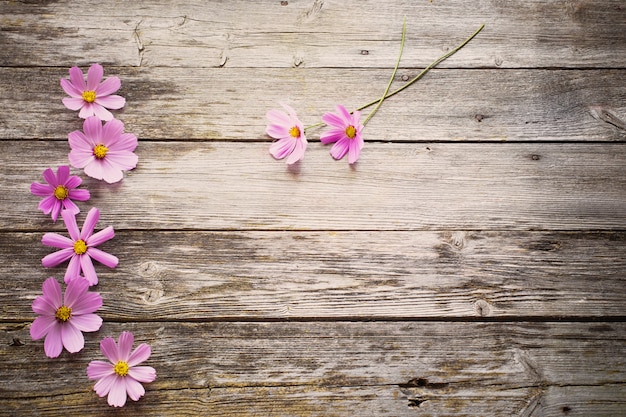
(269, 137, 296, 160)
(117, 332, 135, 361)
(95, 76, 121, 96)
(30, 315, 57, 340)
(100, 337, 120, 363)
(104, 151, 138, 171)
(86, 64, 104, 91)
(285, 138, 306, 165)
(80, 207, 100, 240)
(43, 324, 63, 358)
(70, 291, 103, 315)
(63, 97, 86, 111)
(68, 188, 90, 201)
(79, 103, 96, 119)
(87, 360, 114, 380)
(87, 247, 119, 269)
(96, 95, 125, 110)
(87, 226, 115, 247)
(42, 277, 63, 305)
(83, 159, 106, 181)
(70, 313, 103, 332)
(107, 377, 128, 407)
(101, 119, 124, 146)
(330, 137, 351, 161)
(128, 343, 151, 367)
(100, 161, 125, 184)
(61, 198, 80, 215)
(63, 277, 89, 307)
(266, 108, 293, 126)
(60, 78, 82, 98)
(42, 232, 73, 249)
(80, 255, 99, 286)
(83, 116, 103, 144)
(68, 130, 95, 152)
(50, 201, 64, 222)
(61, 210, 81, 241)
(64, 254, 83, 283)
(32, 295, 58, 315)
(128, 366, 156, 383)
(279, 102, 299, 118)
(319, 129, 345, 144)
(336, 105, 353, 124)
(321, 112, 346, 129)
(125, 377, 146, 401)
(61, 322, 85, 353)
(113, 133, 138, 152)
(94, 373, 117, 397)
(347, 140, 361, 164)
(266, 124, 291, 139)
(42, 248, 74, 268)
(91, 104, 115, 121)
(38, 196, 57, 214)
(30, 182, 53, 196)
(68, 66, 87, 91)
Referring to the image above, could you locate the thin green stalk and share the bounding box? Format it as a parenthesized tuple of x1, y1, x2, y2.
(362, 17, 407, 125)
(357, 23, 485, 111)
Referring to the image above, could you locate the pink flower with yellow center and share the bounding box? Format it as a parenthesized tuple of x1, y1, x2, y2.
(60, 63, 125, 121)
(266, 103, 307, 164)
(30, 166, 90, 222)
(320, 105, 364, 164)
(30, 277, 103, 358)
(87, 331, 156, 407)
(41, 207, 118, 286)
(68, 116, 138, 184)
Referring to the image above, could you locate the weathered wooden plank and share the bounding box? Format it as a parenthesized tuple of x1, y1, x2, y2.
(3, 142, 625, 231)
(1, 67, 625, 141)
(3, 231, 625, 320)
(1, 322, 625, 416)
(0, 0, 624, 69)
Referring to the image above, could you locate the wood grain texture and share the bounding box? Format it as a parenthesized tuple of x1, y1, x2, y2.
(1, 0, 625, 69)
(2, 141, 625, 231)
(1, 67, 625, 141)
(1, 321, 625, 416)
(2, 231, 625, 321)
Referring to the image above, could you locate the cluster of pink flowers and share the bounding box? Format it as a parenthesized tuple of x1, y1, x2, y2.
(29, 64, 155, 407)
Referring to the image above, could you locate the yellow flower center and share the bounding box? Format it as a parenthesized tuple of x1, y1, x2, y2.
(289, 126, 301, 138)
(53, 185, 69, 200)
(93, 144, 109, 159)
(345, 125, 357, 139)
(73, 239, 87, 255)
(82, 90, 96, 103)
(55, 305, 72, 322)
(114, 361, 129, 377)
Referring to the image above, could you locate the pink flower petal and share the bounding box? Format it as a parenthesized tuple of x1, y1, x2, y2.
(91, 104, 115, 121)
(69, 150, 96, 170)
(269, 137, 296, 160)
(61, 322, 85, 353)
(96, 94, 125, 110)
(41, 168, 57, 186)
(94, 373, 117, 397)
(32, 295, 58, 316)
(128, 366, 157, 383)
(330, 137, 351, 161)
(285, 138, 306, 165)
(68, 188, 90, 201)
(117, 332, 134, 361)
(61, 198, 80, 215)
(100, 337, 120, 363)
(266, 108, 293, 126)
(95, 76, 121, 96)
(37, 196, 57, 215)
(68, 130, 94, 153)
(107, 377, 128, 407)
(41, 233, 73, 249)
(319, 129, 345, 145)
(57, 166, 70, 184)
(68, 66, 87, 91)
(80, 207, 100, 240)
(64, 174, 82, 188)
(125, 377, 146, 401)
(87, 360, 114, 380)
(105, 150, 139, 171)
(86, 63, 104, 91)
(99, 160, 125, 184)
(30, 182, 53, 196)
(42, 248, 74, 268)
(70, 313, 103, 332)
(321, 112, 347, 129)
(78, 103, 96, 119)
(63, 97, 86, 111)
(128, 343, 151, 367)
(60, 78, 82, 98)
(114, 133, 138, 152)
(61, 210, 81, 241)
(70, 291, 103, 315)
(79, 254, 99, 286)
(87, 247, 119, 269)
(30, 315, 57, 340)
(63, 277, 89, 307)
(43, 324, 63, 358)
(83, 116, 103, 143)
(87, 226, 115, 247)
(101, 119, 124, 146)
(41, 277, 63, 306)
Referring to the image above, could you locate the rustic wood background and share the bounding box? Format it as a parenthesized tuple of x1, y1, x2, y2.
(1, 0, 625, 416)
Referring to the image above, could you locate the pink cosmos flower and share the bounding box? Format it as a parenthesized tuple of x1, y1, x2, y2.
(87, 331, 157, 407)
(60, 63, 125, 121)
(266, 103, 307, 164)
(30, 166, 90, 222)
(42, 207, 118, 286)
(68, 116, 138, 184)
(320, 105, 364, 164)
(30, 277, 103, 358)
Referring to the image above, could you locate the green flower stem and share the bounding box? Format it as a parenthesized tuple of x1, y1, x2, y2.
(357, 23, 485, 112)
(362, 17, 407, 126)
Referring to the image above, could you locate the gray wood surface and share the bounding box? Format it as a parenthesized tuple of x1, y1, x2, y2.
(1, 0, 625, 415)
